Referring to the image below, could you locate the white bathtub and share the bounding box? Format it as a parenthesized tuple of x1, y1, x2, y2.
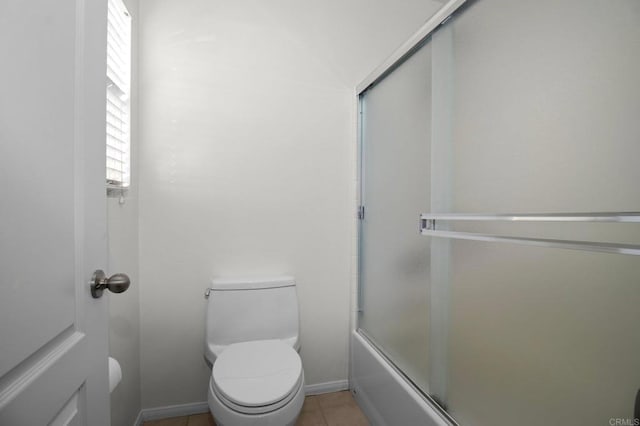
(350, 331, 452, 426)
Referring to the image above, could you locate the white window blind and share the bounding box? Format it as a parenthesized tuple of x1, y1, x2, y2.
(106, 0, 131, 187)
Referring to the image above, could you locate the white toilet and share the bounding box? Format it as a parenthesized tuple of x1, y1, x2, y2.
(204, 276, 305, 426)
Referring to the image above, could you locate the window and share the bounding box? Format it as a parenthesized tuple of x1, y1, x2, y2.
(106, 0, 131, 188)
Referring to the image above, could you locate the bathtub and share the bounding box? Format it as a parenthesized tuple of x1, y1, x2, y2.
(350, 331, 453, 426)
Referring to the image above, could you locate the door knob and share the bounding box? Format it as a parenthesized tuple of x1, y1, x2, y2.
(91, 270, 131, 298)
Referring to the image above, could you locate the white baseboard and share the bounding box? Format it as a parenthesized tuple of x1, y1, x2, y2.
(304, 379, 349, 395)
(134, 401, 209, 425)
(133, 410, 143, 426)
(133, 381, 349, 425)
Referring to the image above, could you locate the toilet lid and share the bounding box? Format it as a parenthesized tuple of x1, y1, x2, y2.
(212, 340, 302, 408)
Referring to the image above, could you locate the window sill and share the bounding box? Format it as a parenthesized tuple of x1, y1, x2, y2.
(106, 184, 129, 198)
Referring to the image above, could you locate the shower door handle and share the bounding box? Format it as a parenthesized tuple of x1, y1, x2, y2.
(418, 212, 640, 256)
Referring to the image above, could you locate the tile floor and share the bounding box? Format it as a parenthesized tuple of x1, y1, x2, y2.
(142, 412, 214, 426)
(141, 391, 369, 426)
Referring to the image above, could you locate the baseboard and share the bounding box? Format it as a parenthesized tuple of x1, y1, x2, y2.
(132, 381, 349, 425)
(133, 410, 144, 426)
(135, 401, 209, 425)
(304, 379, 349, 395)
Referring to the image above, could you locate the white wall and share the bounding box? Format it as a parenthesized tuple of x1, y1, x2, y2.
(108, 0, 141, 424)
(108, 195, 141, 426)
(137, 0, 443, 408)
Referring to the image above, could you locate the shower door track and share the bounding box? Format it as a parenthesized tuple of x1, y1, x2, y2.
(355, 329, 459, 426)
(356, 0, 468, 95)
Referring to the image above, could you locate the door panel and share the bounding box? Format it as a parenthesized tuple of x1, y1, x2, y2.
(439, 0, 640, 424)
(51, 392, 83, 426)
(0, 0, 109, 424)
(359, 42, 432, 393)
(0, 332, 87, 424)
(0, 0, 77, 378)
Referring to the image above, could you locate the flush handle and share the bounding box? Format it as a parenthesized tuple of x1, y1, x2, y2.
(91, 270, 131, 298)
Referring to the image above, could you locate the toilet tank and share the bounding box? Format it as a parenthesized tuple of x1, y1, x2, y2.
(205, 276, 300, 363)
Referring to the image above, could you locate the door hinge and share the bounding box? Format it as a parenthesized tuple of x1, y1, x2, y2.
(358, 205, 365, 220)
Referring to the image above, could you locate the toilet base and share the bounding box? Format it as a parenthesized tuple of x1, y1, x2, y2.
(207, 370, 305, 426)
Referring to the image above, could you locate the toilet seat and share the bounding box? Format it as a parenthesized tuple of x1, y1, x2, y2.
(211, 340, 303, 415)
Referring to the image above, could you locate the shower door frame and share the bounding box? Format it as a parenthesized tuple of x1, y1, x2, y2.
(356, 0, 468, 314)
(355, 0, 468, 424)
(356, 0, 640, 424)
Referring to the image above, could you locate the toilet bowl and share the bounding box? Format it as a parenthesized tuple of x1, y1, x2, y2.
(204, 277, 304, 425)
(208, 340, 304, 425)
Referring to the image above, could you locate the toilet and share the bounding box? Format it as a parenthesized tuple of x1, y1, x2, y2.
(204, 276, 305, 426)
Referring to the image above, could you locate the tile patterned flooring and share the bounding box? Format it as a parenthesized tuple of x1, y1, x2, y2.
(142, 391, 369, 426)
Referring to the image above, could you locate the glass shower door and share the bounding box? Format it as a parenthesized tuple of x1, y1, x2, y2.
(358, 0, 640, 424)
(358, 42, 432, 393)
(423, 0, 640, 424)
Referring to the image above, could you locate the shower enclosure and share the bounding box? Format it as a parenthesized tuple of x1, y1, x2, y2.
(352, 0, 640, 425)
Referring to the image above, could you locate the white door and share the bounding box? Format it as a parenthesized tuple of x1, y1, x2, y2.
(0, 0, 111, 425)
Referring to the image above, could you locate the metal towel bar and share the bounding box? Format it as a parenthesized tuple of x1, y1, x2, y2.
(420, 212, 640, 223)
(419, 212, 640, 256)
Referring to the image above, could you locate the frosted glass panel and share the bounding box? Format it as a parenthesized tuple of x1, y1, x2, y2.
(449, 0, 640, 213)
(441, 0, 640, 424)
(447, 240, 640, 426)
(359, 43, 431, 392)
(357, 1, 640, 423)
